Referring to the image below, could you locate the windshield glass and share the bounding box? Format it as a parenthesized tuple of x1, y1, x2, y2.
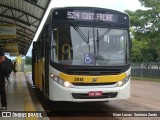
(51, 25, 129, 66)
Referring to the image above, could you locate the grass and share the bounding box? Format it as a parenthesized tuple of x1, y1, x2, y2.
(132, 76, 160, 82)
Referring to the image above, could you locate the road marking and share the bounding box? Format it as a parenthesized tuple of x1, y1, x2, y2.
(143, 103, 160, 110)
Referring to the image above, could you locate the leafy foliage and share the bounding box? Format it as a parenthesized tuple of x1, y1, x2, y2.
(126, 0, 160, 62)
(25, 56, 32, 65)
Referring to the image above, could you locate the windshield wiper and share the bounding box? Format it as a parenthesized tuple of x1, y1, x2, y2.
(95, 27, 111, 62)
(97, 27, 112, 42)
(96, 27, 112, 55)
(88, 30, 90, 53)
(73, 26, 91, 53)
(73, 26, 89, 44)
(96, 29, 100, 55)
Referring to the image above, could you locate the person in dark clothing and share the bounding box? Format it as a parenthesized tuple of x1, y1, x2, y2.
(0, 48, 7, 110)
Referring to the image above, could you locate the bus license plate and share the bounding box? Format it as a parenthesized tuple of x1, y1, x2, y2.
(88, 91, 102, 97)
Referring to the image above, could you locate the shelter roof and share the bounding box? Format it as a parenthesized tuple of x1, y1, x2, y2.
(0, 0, 51, 55)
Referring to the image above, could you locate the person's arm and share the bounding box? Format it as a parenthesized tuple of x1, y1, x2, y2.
(0, 56, 5, 63)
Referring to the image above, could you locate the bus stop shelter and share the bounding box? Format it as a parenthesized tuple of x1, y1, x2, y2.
(0, 0, 51, 56)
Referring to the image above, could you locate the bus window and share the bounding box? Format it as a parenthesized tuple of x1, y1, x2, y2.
(51, 26, 73, 65)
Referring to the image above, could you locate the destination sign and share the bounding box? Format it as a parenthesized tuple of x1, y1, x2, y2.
(52, 8, 129, 26)
(67, 11, 118, 22)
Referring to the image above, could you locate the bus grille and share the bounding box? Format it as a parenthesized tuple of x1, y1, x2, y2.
(66, 68, 121, 75)
(71, 82, 116, 86)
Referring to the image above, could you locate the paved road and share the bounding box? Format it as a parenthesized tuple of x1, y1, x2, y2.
(44, 80, 160, 120)
(129, 80, 160, 111)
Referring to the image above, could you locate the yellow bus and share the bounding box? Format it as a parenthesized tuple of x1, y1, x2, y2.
(32, 7, 131, 102)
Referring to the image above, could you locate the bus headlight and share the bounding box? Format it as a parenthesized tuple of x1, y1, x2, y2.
(50, 73, 72, 88)
(64, 81, 71, 87)
(116, 75, 130, 87)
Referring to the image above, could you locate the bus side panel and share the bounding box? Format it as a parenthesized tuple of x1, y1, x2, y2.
(38, 59, 44, 91)
(32, 42, 39, 88)
(35, 62, 39, 88)
(32, 45, 35, 86)
(45, 40, 49, 96)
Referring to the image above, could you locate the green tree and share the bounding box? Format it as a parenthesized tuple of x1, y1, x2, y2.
(131, 39, 146, 62)
(126, 0, 160, 61)
(25, 56, 32, 65)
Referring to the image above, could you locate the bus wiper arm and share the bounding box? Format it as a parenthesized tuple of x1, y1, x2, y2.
(73, 26, 88, 43)
(96, 28, 111, 60)
(97, 27, 111, 42)
(97, 29, 99, 55)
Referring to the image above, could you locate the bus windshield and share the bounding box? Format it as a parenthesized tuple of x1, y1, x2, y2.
(51, 25, 129, 66)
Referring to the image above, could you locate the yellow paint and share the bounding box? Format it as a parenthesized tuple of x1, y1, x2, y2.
(24, 88, 38, 120)
(24, 99, 38, 120)
(38, 59, 44, 91)
(38, 60, 42, 91)
(59, 72, 126, 83)
(35, 58, 45, 91)
(16, 56, 22, 65)
(16, 72, 38, 120)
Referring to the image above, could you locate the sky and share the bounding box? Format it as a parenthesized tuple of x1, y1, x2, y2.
(51, 0, 145, 12)
(26, 0, 145, 57)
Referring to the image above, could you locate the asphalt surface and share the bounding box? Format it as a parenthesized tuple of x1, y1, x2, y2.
(37, 80, 160, 120)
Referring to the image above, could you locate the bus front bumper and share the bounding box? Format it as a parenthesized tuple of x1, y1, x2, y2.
(49, 79, 130, 102)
